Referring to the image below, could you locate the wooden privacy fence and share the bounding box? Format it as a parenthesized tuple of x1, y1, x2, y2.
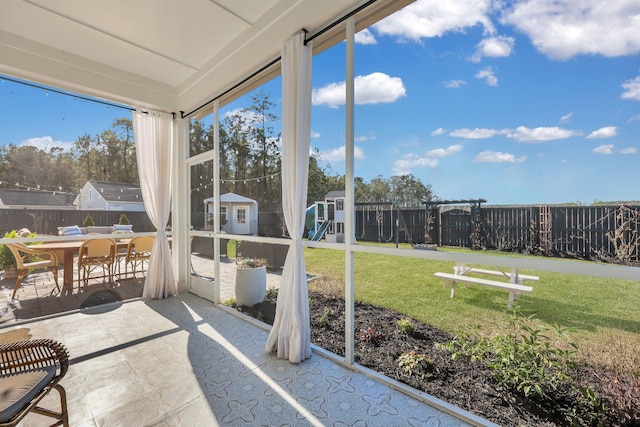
(353, 204, 640, 262)
(0, 209, 155, 235)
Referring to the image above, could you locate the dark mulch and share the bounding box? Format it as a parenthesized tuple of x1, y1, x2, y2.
(236, 290, 640, 426)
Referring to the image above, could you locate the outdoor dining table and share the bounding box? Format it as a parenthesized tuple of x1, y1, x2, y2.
(33, 239, 130, 293)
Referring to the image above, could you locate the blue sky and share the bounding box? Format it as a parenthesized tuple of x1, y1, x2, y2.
(2, 0, 640, 205)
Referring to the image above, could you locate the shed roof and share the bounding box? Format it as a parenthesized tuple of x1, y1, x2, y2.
(204, 192, 257, 204)
(325, 190, 345, 199)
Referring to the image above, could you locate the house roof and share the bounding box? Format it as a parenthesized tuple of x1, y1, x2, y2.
(0, 0, 390, 112)
(87, 181, 143, 203)
(0, 189, 76, 207)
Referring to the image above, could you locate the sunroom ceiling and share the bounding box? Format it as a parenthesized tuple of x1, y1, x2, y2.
(0, 0, 363, 112)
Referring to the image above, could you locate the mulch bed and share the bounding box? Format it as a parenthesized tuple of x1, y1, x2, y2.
(236, 290, 640, 426)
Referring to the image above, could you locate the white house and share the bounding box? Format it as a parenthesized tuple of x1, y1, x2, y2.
(204, 192, 258, 235)
(74, 181, 145, 211)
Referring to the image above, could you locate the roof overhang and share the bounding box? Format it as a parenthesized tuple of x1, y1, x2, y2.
(0, 0, 378, 112)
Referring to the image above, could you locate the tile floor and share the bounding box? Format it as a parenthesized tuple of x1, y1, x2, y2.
(0, 254, 492, 426)
(4, 295, 490, 426)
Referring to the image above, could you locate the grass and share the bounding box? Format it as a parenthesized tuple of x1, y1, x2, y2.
(304, 243, 640, 375)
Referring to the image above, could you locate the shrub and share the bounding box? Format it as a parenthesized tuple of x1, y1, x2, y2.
(397, 318, 415, 334)
(237, 258, 266, 268)
(359, 326, 383, 345)
(82, 214, 95, 227)
(397, 351, 434, 379)
(438, 313, 576, 399)
(118, 214, 131, 225)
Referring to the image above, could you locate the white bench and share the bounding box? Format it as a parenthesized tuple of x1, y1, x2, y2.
(454, 266, 539, 283)
(434, 272, 533, 309)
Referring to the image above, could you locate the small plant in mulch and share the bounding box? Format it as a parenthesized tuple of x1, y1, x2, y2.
(397, 318, 415, 334)
(358, 326, 384, 345)
(319, 306, 330, 327)
(397, 351, 434, 380)
(437, 312, 607, 424)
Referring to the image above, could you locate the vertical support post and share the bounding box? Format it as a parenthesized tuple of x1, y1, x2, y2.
(213, 100, 221, 303)
(344, 16, 355, 366)
(172, 116, 189, 293)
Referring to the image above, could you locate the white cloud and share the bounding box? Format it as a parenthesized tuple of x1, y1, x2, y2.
(373, 0, 494, 41)
(560, 112, 574, 123)
(586, 126, 617, 139)
(355, 133, 376, 142)
(628, 113, 640, 122)
(392, 144, 462, 174)
(425, 144, 463, 157)
(470, 35, 515, 62)
(431, 127, 447, 136)
(355, 29, 377, 45)
(501, 0, 640, 59)
(393, 153, 439, 175)
(19, 135, 74, 152)
(593, 144, 614, 154)
(475, 67, 498, 86)
(449, 128, 505, 139)
(507, 126, 581, 142)
(619, 147, 637, 154)
(443, 79, 467, 88)
(473, 150, 526, 163)
(318, 146, 365, 162)
(621, 76, 640, 101)
(310, 130, 321, 139)
(312, 72, 406, 108)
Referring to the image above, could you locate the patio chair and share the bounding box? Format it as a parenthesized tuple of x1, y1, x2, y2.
(6, 243, 60, 300)
(77, 238, 116, 290)
(0, 338, 69, 427)
(123, 236, 154, 279)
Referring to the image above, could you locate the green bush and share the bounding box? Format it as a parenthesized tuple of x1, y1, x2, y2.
(397, 318, 415, 334)
(397, 351, 434, 379)
(0, 230, 36, 269)
(118, 214, 131, 225)
(438, 313, 576, 399)
(82, 215, 95, 227)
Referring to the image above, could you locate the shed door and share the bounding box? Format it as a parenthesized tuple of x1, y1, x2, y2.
(233, 205, 250, 234)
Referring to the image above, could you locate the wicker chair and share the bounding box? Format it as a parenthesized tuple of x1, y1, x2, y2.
(6, 243, 60, 300)
(0, 339, 69, 427)
(77, 238, 116, 289)
(123, 236, 154, 279)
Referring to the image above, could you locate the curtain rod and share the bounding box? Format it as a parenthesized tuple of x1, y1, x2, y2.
(1, 75, 177, 119)
(181, 56, 281, 119)
(181, 0, 378, 119)
(304, 0, 377, 45)
(1, 75, 134, 111)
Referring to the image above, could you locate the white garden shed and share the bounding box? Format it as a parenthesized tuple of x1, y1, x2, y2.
(204, 192, 258, 235)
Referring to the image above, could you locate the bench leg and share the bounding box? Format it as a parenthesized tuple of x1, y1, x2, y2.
(508, 291, 515, 309)
(450, 280, 457, 298)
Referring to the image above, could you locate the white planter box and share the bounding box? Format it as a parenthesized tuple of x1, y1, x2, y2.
(234, 266, 266, 307)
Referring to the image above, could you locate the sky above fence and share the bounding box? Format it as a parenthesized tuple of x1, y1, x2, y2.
(1, 0, 639, 206)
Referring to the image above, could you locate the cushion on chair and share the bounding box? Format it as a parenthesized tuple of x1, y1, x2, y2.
(57, 225, 82, 236)
(0, 367, 56, 423)
(87, 226, 112, 234)
(112, 224, 133, 233)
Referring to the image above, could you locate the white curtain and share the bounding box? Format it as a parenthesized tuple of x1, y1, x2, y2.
(133, 109, 178, 299)
(265, 31, 312, 362)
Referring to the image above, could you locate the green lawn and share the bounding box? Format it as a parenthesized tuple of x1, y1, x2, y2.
(304, 243, 640, 374)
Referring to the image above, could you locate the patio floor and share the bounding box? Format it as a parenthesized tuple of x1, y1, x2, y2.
(0, 255, 488, 426)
